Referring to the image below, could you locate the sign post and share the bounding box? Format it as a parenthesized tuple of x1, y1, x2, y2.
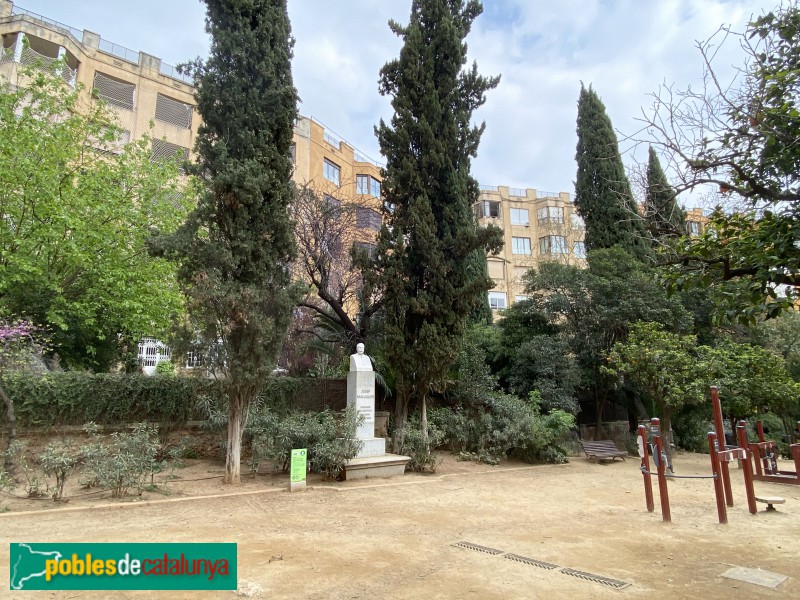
(289, 448, 307, 492)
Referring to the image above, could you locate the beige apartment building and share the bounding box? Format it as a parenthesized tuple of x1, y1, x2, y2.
(475, 186, 586, 312)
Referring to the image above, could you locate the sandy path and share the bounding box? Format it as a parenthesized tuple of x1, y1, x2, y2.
(1, 452, 798, 599)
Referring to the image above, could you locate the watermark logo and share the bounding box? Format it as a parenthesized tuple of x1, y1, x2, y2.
(9, 543, 236, 590)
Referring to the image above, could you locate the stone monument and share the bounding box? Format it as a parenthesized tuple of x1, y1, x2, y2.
(343, 344, 410, 479)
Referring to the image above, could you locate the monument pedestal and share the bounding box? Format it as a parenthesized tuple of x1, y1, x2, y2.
(344, 368, 410, 479)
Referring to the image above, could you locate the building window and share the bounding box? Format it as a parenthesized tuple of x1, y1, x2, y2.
(324, 159, 340, 186)
(356, 174, 381, 197)
(537, 206, 564, 225)
(151, 139, 189, 173)
(540, 235, 568, 255)
(687, 220, 701, 236)
(477, 201, 501, 218)
(573, 241, 586, 259)
(370, 177, 381, 198)
(356, 207, 381, 231)
(515, 295, 529, 303)
(571, 213, 585, 229)
(512, 237, 532, 255)
(510, 208, 529, 226)
(155, 93, 193, 129)
(357, 174, 368, 195)
(488, 292, 507, 310)
(93, 71, 135, 111)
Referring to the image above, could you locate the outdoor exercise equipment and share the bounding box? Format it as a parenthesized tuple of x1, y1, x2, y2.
(738, 419, 800, 486)
(637, 386, 757, 524)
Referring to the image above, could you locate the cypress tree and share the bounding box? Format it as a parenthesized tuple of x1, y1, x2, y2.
(574, 84, 650, 260)
(173, 0, 299, 483)
(372, 0, 503, 453)
(644, 146, 686, 241)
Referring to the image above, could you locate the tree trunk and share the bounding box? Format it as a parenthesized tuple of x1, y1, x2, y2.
(594, 389, 607, 440)
(225, 394, 244, 484)
(662, 404, 674, 458)
(420, 395, 429, 444)
(1, 380, 15, 473)
(391, 390, 409, 454)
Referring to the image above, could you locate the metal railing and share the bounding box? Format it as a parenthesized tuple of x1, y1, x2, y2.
(11, 6, 83, 43)
(479, 184, 499, 192)
(98, 38, 139, 64)
(536, 190, 560, 199)
(159, 62, 193, 85)
(509, 187, 527, 197)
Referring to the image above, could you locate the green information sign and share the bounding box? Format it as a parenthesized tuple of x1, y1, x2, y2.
(290, 448, 307, 483)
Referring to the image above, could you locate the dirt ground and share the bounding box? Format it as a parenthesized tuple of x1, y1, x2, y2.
(1, 450, 798, 599)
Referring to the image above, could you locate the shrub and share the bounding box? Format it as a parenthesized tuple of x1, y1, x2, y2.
(39, 441, 76, 501)
(431, 391, 575, 465)
(80, 423, 161, 497)
(399, 415, 445, 473)
(155, 361, 176, 376)
(249, 408, 362, 480)
(4, 440, 44, 497)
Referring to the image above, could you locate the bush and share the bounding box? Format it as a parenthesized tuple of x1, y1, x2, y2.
(4, 440, 44, 497)
(431, 391, 575, 465)
(4, 372, 314, 428)
(399, 415, 445, 473)
(249, 408, 362, 480)
(155, 361, 176, 376)
(80, 423, 162, 497)
(39, 441, 76, 501)
(672, 407, 713, 453)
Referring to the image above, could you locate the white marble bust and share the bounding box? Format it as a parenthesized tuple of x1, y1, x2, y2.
(349, 342, 372, 372)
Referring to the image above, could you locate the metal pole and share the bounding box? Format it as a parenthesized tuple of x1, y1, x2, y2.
(652, 418, 671, 523)
(638, 424, 654, 513)
(737, 421, 757, 515)
(709, 386, 734, 506)
(708, 432, 727, 524)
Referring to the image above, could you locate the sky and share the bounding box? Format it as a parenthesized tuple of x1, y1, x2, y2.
(14, 0, 776, 203)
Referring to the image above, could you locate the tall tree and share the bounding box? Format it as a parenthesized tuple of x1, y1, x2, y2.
(0, 67, 188, 370)
(371, 0, 503, 452)
(167, 0, 300, 483)
(575, 85, 650, 260)
(644, 146, 686, 242)
(640, 4, 800, 319)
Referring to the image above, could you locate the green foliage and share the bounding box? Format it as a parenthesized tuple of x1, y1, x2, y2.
(644, 147, 685, 241)
(4, 440, 43, 497)
(80, 423, 161, 497)
(248, 408, 362, 480)
(4, 372, 313, 428)
(0, 67, 189, 370)
(646, 5, 800, 320)
(155, 361, 176, 376)
(39, 441, 76, 501)
(370, 0, 503, 450)
(0, 465, 11, 508)
(522, 248, 692, 425)
(399, 414, 445, 473)
(432, 392, 575, 465)
(158, 0, 302, 483)
(575, 85, 650, 260)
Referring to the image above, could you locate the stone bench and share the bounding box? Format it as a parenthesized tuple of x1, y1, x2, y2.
(755, 496, 785, 512)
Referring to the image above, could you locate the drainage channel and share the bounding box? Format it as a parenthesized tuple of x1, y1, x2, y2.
(452, 541, 631, 590)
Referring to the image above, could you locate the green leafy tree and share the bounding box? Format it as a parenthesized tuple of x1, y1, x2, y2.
(371, 0, 503, 452)
(163, 0, 300, 483)
(523, 248, 693, 436)
(605, 322, 705, 453)
(698, 340, 799, 431)
(0, 68, 188, 369)
(644, 146, 686, 242)
(642, 5, 800, 319)
(575, 85, 650, 260)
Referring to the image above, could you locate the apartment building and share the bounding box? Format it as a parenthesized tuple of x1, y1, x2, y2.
(476, 186, 586, 312)
(1, 1, 196, 165)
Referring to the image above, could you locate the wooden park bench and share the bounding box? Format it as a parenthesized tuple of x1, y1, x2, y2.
(580, 440, 628, 462)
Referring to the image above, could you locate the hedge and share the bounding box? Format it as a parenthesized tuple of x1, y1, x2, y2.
(1, 372, 318, 428)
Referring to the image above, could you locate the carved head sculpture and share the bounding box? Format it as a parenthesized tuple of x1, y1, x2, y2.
(356, 342, 365, 355)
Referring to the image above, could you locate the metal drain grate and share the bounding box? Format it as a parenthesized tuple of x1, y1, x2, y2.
(503, 553, 560, 570)
(452, 541, 504, 555)
(560, 568, 631, 590)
